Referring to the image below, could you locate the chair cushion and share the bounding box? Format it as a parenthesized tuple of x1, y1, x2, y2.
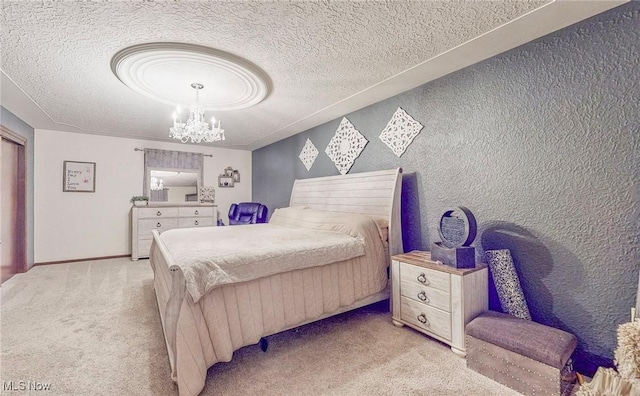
(466, 311, 577, 369)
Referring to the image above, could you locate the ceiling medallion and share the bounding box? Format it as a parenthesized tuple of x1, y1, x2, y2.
(110, 43, 272, 111)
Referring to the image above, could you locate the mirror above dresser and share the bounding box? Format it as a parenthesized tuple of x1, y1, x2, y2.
(142, 148, 206, 205)
(147, 168, 200, 203)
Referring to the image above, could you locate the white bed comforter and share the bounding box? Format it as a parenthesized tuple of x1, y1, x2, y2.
(159, 207, 386, 303)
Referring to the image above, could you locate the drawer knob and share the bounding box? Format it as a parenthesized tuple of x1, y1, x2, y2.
(156, 211, 162, 216)
(417, 313, 428, 325)
(417, 291, 429, 302)
(156, 222, 161, 228)
(417, 273, 429, 284)
(194, 220, 199, 226)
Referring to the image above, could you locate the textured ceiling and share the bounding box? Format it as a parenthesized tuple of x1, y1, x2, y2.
(0, 1, 626, 150)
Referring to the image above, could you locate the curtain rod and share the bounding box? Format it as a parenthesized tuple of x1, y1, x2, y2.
(134, 147, 213, 157)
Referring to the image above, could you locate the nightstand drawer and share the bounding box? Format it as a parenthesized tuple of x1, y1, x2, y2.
(137, 207, 180, 219)
(400, 280, 450, 312)
(401, 296, 451, 341)
(400, 263, 450, 293)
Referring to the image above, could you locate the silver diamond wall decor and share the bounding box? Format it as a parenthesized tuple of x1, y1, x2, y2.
(299, 138, 319, 171)
(325, 117, 368, 175)
(379, 107, 424, 157)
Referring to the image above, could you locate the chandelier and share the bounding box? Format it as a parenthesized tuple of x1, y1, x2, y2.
(169, 83, 225, 143)
(150, 177, 164, 191)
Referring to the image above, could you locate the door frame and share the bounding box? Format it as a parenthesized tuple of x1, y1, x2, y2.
(1, 124, 27, 275)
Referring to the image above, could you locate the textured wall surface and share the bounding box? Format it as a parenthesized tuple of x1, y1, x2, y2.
(0, 106, 35, 268)
(0, 1, 545, 147)
(253, 3, 640, 374)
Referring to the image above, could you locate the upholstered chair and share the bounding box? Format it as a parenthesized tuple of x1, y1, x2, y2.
(228, 202, 268, 225)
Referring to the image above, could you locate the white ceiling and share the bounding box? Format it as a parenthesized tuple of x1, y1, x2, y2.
(0, 1, 626, 151)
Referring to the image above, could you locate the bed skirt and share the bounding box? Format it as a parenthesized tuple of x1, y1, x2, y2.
(150, 237, 389, 396)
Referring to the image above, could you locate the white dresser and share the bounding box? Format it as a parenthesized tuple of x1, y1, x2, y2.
(131, 204, 217, 260)
(391, 251, 488, 356)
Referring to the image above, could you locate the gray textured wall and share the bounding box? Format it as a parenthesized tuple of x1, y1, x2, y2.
(1, 106, 35, 269)
(253, 3, 640, 374)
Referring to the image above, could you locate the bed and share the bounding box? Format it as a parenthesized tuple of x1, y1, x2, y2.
(149, 168, 403, 396)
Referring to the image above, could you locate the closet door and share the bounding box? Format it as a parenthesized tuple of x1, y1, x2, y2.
(1, 132, 26, 284)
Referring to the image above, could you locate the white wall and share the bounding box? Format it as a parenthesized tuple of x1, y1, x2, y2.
(34, 129, 251, 262)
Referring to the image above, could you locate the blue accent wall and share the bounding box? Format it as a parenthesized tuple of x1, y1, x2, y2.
(1, 106, 35, 269)
(253, 3, 640, 374)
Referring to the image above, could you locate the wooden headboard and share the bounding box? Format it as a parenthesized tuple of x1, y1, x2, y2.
(290, 168, 404, 258)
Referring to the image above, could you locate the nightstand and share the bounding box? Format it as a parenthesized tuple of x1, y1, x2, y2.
(391, 251, 488, 356)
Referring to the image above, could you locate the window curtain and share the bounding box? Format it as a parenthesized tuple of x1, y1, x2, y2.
(143, 149, 204, 197)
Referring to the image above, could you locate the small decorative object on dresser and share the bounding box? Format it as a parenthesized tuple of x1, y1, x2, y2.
(430, 206, 477, 268)
(130, 195, 149, 206)
(199, 186, 215, 203)
(130, 204, 217, 260)
(391, 250, 488, 356)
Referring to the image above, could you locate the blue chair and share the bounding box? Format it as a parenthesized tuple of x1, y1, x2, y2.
(228, 202, 268, 225)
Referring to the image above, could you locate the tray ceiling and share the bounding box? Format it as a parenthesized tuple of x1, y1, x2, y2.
(0, 1, 626, 150)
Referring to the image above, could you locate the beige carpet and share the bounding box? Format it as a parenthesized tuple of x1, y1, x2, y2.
(1, 258, 522, 396)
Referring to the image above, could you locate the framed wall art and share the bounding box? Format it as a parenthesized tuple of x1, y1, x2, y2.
(63, 161, 96, 192)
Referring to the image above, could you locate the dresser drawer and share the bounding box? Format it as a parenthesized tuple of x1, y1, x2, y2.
(400, 263, 450, 293)
(400, 279, 450, 312)
(178, 206, 214, 217)
(178, 217, 215, 228)
(137, 207, 180, 219)
(401, 296, 451, 341)
(138, 218, 179, 239)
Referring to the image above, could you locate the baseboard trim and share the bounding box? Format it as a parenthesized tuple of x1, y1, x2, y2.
(34, 254, 131, 266)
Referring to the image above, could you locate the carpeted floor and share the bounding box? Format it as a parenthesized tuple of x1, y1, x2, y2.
(1, 258, 522, 396)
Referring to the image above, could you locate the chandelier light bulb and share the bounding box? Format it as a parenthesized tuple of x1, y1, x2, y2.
(150, 177, 164, 191)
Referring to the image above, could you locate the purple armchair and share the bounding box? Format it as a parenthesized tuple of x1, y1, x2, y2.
(228, 202, 269, 225)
